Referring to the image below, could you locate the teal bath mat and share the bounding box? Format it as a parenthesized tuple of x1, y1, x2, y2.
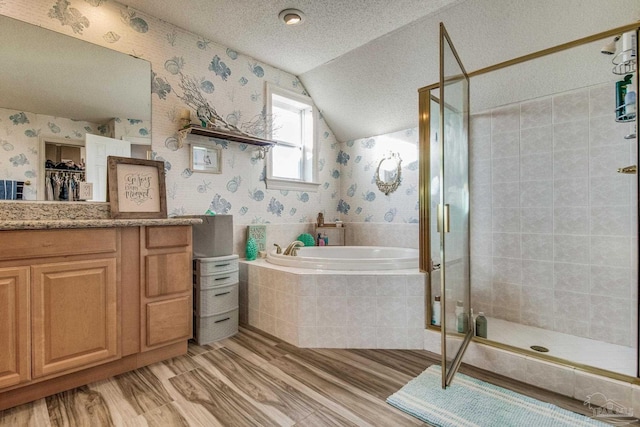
(387, 365, 612, 427)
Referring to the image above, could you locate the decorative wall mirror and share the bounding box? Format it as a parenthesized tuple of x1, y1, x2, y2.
(375, 152, 402, 195)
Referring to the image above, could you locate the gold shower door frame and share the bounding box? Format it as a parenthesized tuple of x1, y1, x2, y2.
(419, 23, 640, 385)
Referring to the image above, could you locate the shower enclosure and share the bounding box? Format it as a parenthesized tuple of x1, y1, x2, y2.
(420, 23, 640, 385)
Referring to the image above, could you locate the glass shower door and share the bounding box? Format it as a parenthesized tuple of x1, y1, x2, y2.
(439, 23, 471, 387)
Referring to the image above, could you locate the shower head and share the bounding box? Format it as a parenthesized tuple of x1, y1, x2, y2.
(600, 35, 620, 55)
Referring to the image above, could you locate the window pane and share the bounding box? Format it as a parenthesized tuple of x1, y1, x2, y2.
(273, 105, 301, 146)
(272, 145, 302, 179)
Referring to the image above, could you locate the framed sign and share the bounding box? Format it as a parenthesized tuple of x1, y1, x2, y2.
(190, 144, 222, 174)
(107, 156, 167, 219)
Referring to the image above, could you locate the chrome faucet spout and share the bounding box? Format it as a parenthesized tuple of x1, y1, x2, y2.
(283, 240, 304, 256)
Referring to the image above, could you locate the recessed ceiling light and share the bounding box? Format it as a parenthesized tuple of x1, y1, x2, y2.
(279, 9, 305, 26)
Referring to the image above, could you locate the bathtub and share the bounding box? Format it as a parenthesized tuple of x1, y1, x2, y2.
(266, 245, 418, 270)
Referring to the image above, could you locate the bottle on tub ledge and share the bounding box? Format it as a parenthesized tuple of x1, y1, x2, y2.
(318, 233, 325, 246)
(431, 295, 441, 326)
(475, 312, 488, 338)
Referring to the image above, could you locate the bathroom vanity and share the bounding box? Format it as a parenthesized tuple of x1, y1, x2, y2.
(0, 202, 201, 410)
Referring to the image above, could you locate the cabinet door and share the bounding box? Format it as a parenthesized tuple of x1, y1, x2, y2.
(145, 252, 191, 297)
(31, 259, 118, 378)
(0, 267, 29, 388)
(146, 296, 191, 347)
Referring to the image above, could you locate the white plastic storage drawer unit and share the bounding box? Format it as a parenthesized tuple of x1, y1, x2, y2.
(193, 254, 239, 345)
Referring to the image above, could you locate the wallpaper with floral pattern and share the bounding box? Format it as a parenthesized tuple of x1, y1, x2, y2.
(0, 0, 417, 226)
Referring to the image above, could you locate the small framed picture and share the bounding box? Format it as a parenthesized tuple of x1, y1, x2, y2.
(190, 144, 222, 174)
(107, 156, 167, 219)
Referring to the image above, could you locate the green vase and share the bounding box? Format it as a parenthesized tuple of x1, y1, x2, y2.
(245, 236, 258, 261)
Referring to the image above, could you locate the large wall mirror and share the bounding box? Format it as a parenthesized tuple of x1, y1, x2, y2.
(0, 14, 151, 201)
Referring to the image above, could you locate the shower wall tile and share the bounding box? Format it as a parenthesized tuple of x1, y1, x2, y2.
(491, 104, 520, 134)
(552, 90, 589, 124)
(589, 144, 631, 177)
(520, 153, 553, 181)
(520, 125, 552, 155)
(520, 234, 552, 262)
(469, 82, 637, 348)
(590, 114, 630, 148)
(471, 134, 492, 160)
(471, 112, 492, 138)
(520, 98, 552, 130)
(589, 84, 614, 118)
(492, 156, 520, 183)
(521, 286, 554, 314)
(553, 120, 589, 151)
(491, 131, 520, 158)
(520, 180, 553, 207)
(493, 233, 521, 258)
(590, 176, 630, 206)
(553, 206, 589, 235)
(493, 182, 520, 207)
(553, 178, 589, 207)
(590, 206, 630, 236)
(520, 208, 553, 234)
(590, 236, 630, 268)
(471, 256, 493, 283)
(553, 235, 590, 264)
(492, 257, 522, 284)
(554, 263, 590, 293)
(471, 207, 492, 233)
(553, 290, 590, 321)
(553, 149, 589, 179)
(470, 159, 492, 187)
(521, 260, 553, 288)
(492, 208, 520, 233)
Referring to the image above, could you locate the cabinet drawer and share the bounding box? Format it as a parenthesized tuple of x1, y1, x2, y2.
(194, 308, 238, 345)
(146, 252, 191, 297)
(195, 270, 238, 290)
(145, 226, 191, 249)
(194, 283, 238, 316)
(194, 255, 239, 275)
(0, 229, 116, 261)
(146, 296, 191, 347)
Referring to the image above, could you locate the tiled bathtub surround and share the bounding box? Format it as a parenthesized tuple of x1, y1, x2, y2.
(470, 82, 638, 347)
(239, 259, 426, 349)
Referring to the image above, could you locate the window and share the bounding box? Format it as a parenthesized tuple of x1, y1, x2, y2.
(266, 84, 319, 192)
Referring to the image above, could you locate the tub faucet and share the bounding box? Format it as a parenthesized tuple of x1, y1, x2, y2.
(273, 243, 282, 254)
(283, 240, 304, 256)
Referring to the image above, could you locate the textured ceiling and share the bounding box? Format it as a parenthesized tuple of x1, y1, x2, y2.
(118, 0, 461, 75)
(118, 0, 640, 141)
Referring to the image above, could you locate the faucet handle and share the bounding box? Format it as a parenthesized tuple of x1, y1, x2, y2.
(274, 243, 282, 254)
(291, 246, 300, 256)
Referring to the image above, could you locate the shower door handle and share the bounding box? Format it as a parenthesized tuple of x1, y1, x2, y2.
(437, 204, 450, 233)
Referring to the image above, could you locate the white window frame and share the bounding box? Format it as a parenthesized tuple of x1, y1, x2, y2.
(265, 83, 320, 192)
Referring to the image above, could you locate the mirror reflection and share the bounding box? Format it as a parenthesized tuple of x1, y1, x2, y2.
(0, 15, 152, 201)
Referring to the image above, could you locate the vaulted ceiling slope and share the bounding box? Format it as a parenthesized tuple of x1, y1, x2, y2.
(120, 0, 639, 142)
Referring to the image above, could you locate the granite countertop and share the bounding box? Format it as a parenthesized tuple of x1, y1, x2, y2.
(0, 201, 202, 230)
(0, 217, 202, 231)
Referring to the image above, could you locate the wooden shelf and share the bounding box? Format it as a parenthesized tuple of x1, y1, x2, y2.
(177, 125, 277, 148)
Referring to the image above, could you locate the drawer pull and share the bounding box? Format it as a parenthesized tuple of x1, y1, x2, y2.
(215, 276, 230, 281)
(214, 317, 231, 324)
(214, 291, 231, 297)
(215, 263, 231, 267)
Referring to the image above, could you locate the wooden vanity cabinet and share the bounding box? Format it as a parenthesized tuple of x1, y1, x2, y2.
(0, 267, 29, 389)
(141, 226, 193, 350)
(0, 225, 193, 411)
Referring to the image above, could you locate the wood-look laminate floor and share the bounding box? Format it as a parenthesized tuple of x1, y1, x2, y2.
(0, 326, 602, 427)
